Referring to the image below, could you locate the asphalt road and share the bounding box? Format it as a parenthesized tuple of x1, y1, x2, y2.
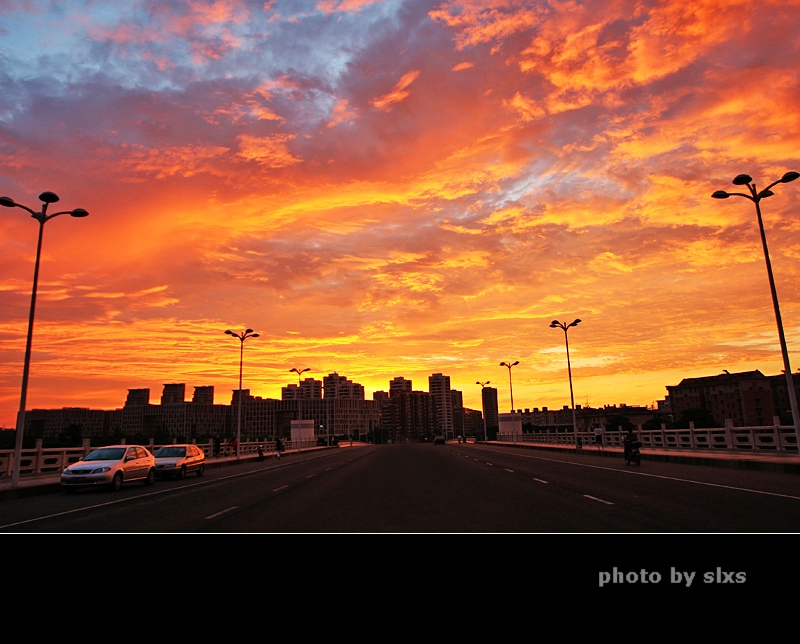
(1, 442, 799, 534)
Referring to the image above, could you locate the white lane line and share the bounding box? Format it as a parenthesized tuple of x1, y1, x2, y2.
(504, 468, 514, 473)
(205, 506, 238, 519)
(273, 485, 289, 492)
(496, 449, 800, 501)
(533, 478, 549, 484)
(584, 495, 615, 505)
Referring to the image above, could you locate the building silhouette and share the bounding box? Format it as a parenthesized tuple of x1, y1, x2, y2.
(389, 377, 413, 398)
(667, 370, 776, 427)
(481, 386, 499, 436)
(19, 364, 800, 445)
(161, 383, 186, 405)
(429, 373, 454, 438)
(282, 378, 322, 400)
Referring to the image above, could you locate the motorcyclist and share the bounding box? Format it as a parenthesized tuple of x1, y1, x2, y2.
(623, 429, 639, 461)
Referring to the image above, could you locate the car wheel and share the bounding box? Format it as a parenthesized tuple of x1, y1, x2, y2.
(197, 464, 205, 477)
(178, 465, 186, 480)
(144, 468, 156, 486)
(111, 472, 123, 491)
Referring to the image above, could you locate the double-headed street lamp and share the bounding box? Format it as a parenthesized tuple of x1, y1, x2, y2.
(550, 318, 581, 448)
(225, 328, 259, 459)
(499, 362, 519, 444)
(712, 171, 800, 453)
(1, 191, 88, 488)
(476, 381, 490, 442)
(290, 366, 310, 385)
(499, 362, 519, 412)
(289, 367, 310, 449)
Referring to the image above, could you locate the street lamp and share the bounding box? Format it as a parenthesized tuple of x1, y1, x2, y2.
(499, 361, 519, 443)
(225, 328, 259, 459)
(550, 319, 581, 448)
(290, 366, 310, 386)
(1, 191, 88, 488)
(289, 367, 310, 450)
(476, 381, 490, 442)
(499, 362, 518, 411)
(712, 171, 800, 453)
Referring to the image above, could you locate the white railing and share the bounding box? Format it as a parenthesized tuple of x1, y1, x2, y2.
(0, 438, 321, 479)
(497, 424, 798, 452)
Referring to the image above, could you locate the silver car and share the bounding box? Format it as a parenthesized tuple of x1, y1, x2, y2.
(61, 445, 156, 491)
(153, 444, 205, 479)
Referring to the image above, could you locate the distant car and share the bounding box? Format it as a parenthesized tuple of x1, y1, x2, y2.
(61, 445, 156, 491)
(433, 436, 446, 445)
(154, 444, 206, 479)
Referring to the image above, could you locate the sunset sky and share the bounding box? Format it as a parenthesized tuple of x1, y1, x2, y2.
(2, 0, 800, 427)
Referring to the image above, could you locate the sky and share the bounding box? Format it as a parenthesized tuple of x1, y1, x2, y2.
(1, 0, 800, 427)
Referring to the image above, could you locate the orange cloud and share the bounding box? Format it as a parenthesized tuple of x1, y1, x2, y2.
(371, 70, 421, 111)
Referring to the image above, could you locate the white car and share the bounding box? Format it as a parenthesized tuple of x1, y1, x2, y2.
(61, 445, 156, 491)
(154, 444, 206, 479)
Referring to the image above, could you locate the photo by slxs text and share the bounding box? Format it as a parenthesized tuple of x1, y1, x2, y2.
(599, 567, 746, 588)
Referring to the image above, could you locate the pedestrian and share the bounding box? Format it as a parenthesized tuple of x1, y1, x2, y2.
(593, 425, 604, 448)
(213, 435, 221, 458)
(229, 438, 238, 456)
(275, 437, 283, 459)
(257, 445, 264, 461)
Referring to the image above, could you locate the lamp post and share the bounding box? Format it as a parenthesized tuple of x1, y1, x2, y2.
(289, 367, 310, 450)
(712, 171, 800, 453)
(225, 328, 259, 459)
(550, 319, 581, 448)
(1, 191, 88, 488)
(499, 361, 519, 444)
(290, 367, 310, 386)
(499, 362, 518, 411)
(476, 381, 490, 442)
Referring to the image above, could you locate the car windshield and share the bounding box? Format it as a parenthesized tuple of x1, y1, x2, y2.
(155, 447, 186, 457)
(84, 448, 126, 461)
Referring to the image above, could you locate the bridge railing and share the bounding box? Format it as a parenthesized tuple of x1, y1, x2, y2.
(497, 425, 798, 452)
(0, 437, 320, 479)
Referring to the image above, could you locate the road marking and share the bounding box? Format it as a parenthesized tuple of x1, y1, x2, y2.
(0, 449, 346, 530)
(584, 495, 615, 505)
(273, 485, 289, 492)
(504, 468, 514, 473)
(533, 478, 548, 484)
(492, 448, 800, 501)
(205, 506, 238, 519)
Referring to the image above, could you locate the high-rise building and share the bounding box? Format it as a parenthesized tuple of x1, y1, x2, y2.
(125, 388, 150, 407)
(192, 386, 214, 404)
(481, 386, 499, 433)
(282, 378, 323, 400)
(451, 388, 464, 437)
(323, 373, 365, 399)
(161, 383, 185, 405)
(429, 373, 453, 438)
(389, 377, 412, 398)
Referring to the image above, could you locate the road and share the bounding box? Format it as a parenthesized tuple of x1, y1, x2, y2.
(1, 442, 799, 533)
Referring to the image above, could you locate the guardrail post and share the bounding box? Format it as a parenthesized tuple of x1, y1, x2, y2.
(35, 438, 43, 474)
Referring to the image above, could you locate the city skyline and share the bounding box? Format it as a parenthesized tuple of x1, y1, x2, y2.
(2, 1, 800, 428)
